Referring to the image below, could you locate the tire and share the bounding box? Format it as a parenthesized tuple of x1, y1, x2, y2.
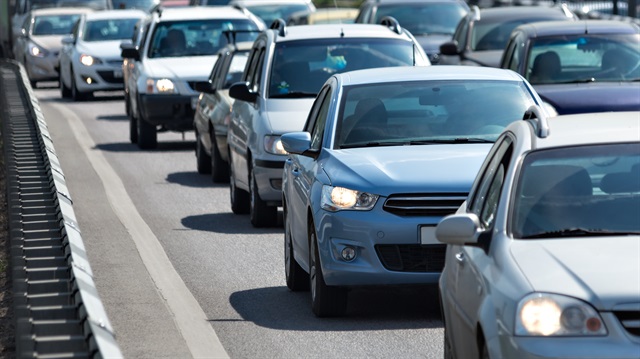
(250, 169, 278, 227)
(137, 106, 157, 149)
(229, 153, 250, 214)
(71, 69, 90, 101)
(480, 340, 490, 359)
(444, 326, 454, 359)
(210, 131, 229, 183)
(284, 204, 309, 291)
(60, 71, 71, 99)
(196, 129, 212, 174)
(128, 98, 138, 144)
(30, 80, 37, 89)
(124, 92, 130, 116)
(309, 221, 347, 317)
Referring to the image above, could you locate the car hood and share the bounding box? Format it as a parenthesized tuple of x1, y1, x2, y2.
(31, 35, 65, 51)
(323, 144, 491, 195)
(145, 56, 218, 80)
(536, 83, 640, 115)
(265, 99, 316, 134)
(415, 34, 454, 54)
(465, 50, 504, 68)
(510, 237, 640, 310)
(77, 40, 128, 60)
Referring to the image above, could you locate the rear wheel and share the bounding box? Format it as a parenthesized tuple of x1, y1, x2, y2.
(229, 153, 250, 214)
(309, 221, 347, 317)
(250, 169, 278, 227)
(137, 107, 157, 149)
(210, 131, 229, 183)
(196, 129, 212, 174)
(284, 204, 309, 291)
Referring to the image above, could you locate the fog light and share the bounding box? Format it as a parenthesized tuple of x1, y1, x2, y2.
(341, 246, 356, 261)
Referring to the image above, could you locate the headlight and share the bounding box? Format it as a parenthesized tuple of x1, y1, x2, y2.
(79, 54, 101, 66)
(28, 43, 46, 57)
(146, 78, 175, 94)
(321, 185, 378, 211)
(516, 293, 607, 336)
(264, 135, 287, 155)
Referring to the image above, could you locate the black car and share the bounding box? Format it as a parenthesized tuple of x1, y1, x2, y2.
(500, 20, 640, 115)
(355, 0, 469, 64)
(439, 5, 576, 67)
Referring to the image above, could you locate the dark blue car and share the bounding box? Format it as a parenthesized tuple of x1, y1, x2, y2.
(500, 20, 640, 115)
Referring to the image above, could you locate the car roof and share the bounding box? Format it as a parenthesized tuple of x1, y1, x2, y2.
(273, 23, 416, 42)
(477, 5, 574, 22)
(529, 111, 640, 149)
(155, 5, 254, 21)
(336, 66, 524, 86)
(365, 0, 464, 4)
(84, 9, 147, 20)
(30, 7, 95, 15)
(514, 20, 640, 37)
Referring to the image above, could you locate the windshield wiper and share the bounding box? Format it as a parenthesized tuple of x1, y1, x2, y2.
(270, 92, 317, 99)
(524, 228, 640, 239)
(340, 141, 408, 149)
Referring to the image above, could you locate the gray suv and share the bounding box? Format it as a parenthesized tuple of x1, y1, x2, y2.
(227, 18, 429, 227)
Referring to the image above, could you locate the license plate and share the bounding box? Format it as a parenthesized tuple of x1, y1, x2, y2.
(191, 97, 198, 110)
(113, 69, 123, 78)
(420, 226, 438, 245)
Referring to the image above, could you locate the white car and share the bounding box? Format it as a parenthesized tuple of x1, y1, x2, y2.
(12, 7, 94, 88)
(437, 109, 640, 358)
(120, 5, 264, 149)
(229, 0, 315, 26)
(58, 9, 146, 100)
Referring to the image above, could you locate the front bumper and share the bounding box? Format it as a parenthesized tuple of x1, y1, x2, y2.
(315, 206, 446, 287)
(139, 94, 197, 131)
(25, 54, 58, 82)
(75, 62, 124, 92)
(252, 158, 285, 206)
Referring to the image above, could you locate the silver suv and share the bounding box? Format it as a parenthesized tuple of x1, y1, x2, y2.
(227, 18, 430, 227)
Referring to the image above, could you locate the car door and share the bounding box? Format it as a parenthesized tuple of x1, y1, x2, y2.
(129, 20, 151, 118)
(59, 18, 80, 87)
(195, 51, 224, 148)
(448, 136, 514, 359)
(288, 84, 332, 271)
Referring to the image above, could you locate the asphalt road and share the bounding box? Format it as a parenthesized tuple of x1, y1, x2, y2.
(33, 84, 445, 359)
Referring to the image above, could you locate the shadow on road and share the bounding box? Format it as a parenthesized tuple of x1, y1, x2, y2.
(96, 114, 128, 121)
(181, 212, 283, 234)
(220, 285, 443, 330)
(94, 141, 195, 153)
(165, 171, 228, 189)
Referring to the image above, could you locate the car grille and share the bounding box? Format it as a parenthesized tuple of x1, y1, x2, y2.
(97, 70, 123, 84)
(107, 60, 123, 66)
(375, 244, 446, 272)
(614, 311, 640, 336)
(188, 81, 209, 91)
(383, 193, 467, 216)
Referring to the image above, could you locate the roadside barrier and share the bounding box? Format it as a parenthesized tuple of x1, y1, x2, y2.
(0, 60, 122, 358)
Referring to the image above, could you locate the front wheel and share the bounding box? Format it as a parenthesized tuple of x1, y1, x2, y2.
(309, 221, 347, 317)
(137, 107, 157, 149)
(284, 204, 309, 291)
(196, 129, 212, 174)
(71, 68, 90, 101)
(250, 169, 278, 227)
(210, 131, 229, 183)
(229, 153, 250, 214)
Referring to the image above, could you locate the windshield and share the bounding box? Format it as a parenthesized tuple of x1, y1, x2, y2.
(29, 0, 110, 10)
(472, 18, 562, 51)
(269, 38, 416, 97)
(33, 14, 82, 35)
(111, 0, 158, 11)
(83, 18, 141, 41)
(148, 20, 260, 58)
(334, 80, 535, 149)
(373, 3, 467, 36)
(512, 143, 640, 238)
(527, 33, 640, 84)
(245, 4, 309, 26)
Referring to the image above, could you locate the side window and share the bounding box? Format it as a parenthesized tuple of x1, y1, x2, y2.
(304, 85, 329, 132)
(208, 55, 223, 87)
(468, 136, 514, 228)
(139, 23, 151, 52)
(243, 48, 259, 82)
(309, 87, 332, 151)
(452, 17, 468, 50)
(250, 48, 265, 93)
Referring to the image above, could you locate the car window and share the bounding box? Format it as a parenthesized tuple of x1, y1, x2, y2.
(512, 143, 640, 238)
(527, 33, 640, 84)
(244, 4, 311, 26)
(309, 86, 332, 151)
(373, 3, 468, 36)
(33, 14, 81, 35)
(268, 38, 417, 98)
(251, 47, 265, 93)
(223, 51, 249, 89)
(472, 18, 562, 51)
(209, 54, 224, 87)
(148, 19, 260, 58)
(451, 15, 469, 51)
(243, 44, 261, 83)
(83, 18, 140, 41)
(335, 80, 534, 149)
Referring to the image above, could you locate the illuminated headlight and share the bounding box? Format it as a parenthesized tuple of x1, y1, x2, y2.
(146, 78, 175, 93)
(28, 43, 47, 57)
(321, 185, 378, 211)
(80, 54, 101, 66)
(516, 293, 607, 336)
(264, 135, 287, 155)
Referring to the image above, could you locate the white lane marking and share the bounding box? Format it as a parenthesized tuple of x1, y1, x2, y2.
(51, 102, 229, 359)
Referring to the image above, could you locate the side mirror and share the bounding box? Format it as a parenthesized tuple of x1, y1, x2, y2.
(120, 43, 140, 61)
(194, 81, 215, 94)
(439, 41, 460, 56)
(436, 213, 481, 246)
(229, 82, 257, 103)
(281, 132, 315, 157)
(61, 36, 74, 45)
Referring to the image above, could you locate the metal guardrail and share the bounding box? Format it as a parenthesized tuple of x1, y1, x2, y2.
(0, 59, 122, 358)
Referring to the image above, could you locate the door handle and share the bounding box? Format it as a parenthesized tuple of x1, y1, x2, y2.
(455, 252, 465, 263)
